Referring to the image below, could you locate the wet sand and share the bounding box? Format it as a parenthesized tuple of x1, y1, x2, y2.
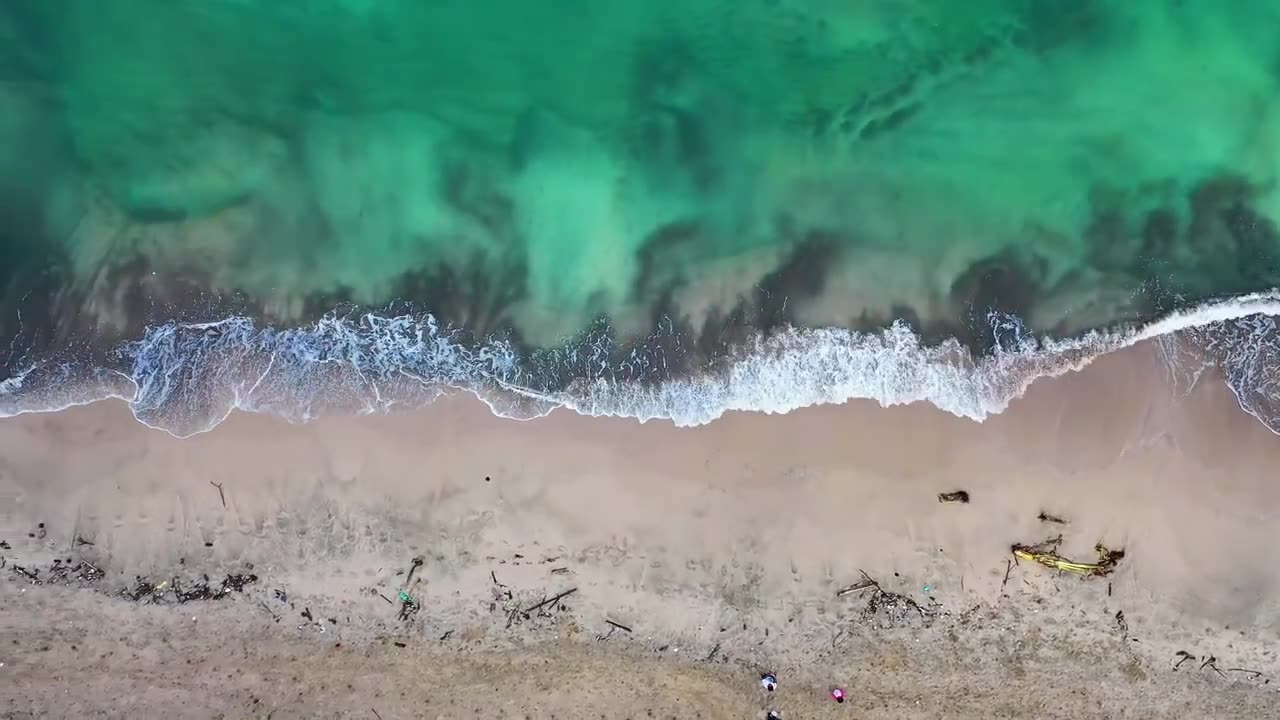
(2, 339, 1279, 718)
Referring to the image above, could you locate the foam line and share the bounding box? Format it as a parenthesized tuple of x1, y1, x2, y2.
(3, 293, 1280, 438)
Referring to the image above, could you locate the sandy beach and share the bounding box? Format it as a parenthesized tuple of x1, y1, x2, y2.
(2, 338, 1279, 718)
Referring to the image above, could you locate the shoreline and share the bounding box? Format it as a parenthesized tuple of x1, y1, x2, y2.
(2, 339, 1279, 716)
(5, 290, 1280, 438)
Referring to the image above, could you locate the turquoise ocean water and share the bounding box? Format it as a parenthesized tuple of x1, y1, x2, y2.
(2, 0, 1280, 435)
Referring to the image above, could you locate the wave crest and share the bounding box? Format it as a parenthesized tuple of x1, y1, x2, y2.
(4, 294, 1280, 438)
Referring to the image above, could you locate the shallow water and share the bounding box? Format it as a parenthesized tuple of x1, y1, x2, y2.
(3, 1, 1280, 434)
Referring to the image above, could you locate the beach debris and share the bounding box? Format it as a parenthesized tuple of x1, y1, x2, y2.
(840, 570, 934, 628)
(209, 481, 226, 508)
(705, 641, 722, 662)
(404, 556, 424, 587)
(1200, 655, 1227, 679)
(1011, 535, 1124, 577)
(1168, 652, 1264, 681)
(1114, 610, 1129, 640)
(836, 571, 879, 598)
(597, 619, 633, 642)
(0, 539, 11, 550)
(1001, 559, 1015, 592)
(523, 586, 577, 615)
(766, 711, 782, 720)
(831, 687, 846, 703)
(259, 601, 281, 622)
(938, 490, 970, 504)
(74, 536, 94, 547)
(1037, 511, 1067, 525)
(397, 591, 419, 622)
(760, 673, 777, 692)
(123, 573, 257, 604)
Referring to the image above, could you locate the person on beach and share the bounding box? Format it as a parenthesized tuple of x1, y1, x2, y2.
(760, 672, 777, 692)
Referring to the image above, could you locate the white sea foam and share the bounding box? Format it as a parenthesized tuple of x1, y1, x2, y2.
(3, 293, 1280, 438)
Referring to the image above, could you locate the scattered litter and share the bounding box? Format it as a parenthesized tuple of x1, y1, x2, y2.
(122, 573, 256, 604)
(397, 591, 419, 622)
(923, 584, 934, 593)
(1011, 535, 1124, 577)
(760, 673, 777, 692)
(938, 491, 970, 504)
(839, 570, 937, 628)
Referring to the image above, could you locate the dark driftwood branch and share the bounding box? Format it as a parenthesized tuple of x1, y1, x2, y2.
(523, 587, 577, 614)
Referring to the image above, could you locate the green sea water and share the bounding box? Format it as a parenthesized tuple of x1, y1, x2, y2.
(3, 0, 1280, 353)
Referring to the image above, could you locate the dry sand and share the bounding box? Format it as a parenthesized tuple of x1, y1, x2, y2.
(1, 339, 1279, 718)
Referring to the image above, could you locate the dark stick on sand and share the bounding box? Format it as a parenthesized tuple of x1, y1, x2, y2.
(605, 619, 633, 633)
(1001, 559, 1014, 592)
(1037, 511, 1067, 524)
(836, 570, 880, 597)
(491, 570, 506, 587)
(404, 557, 423, 586)
(259, 601, 280, 622)
(938, 490, 970, 504)
(209, 481, 226, 509)
(1174, 650, 1195, 669)
(523, 587, 577, 614)
(1201, 656, 1228, 679)
(705, 641, 722, 662)
(371, 709, 384, 720)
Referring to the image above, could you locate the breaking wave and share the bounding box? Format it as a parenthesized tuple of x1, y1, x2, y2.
(3, 293, 1280, 438)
